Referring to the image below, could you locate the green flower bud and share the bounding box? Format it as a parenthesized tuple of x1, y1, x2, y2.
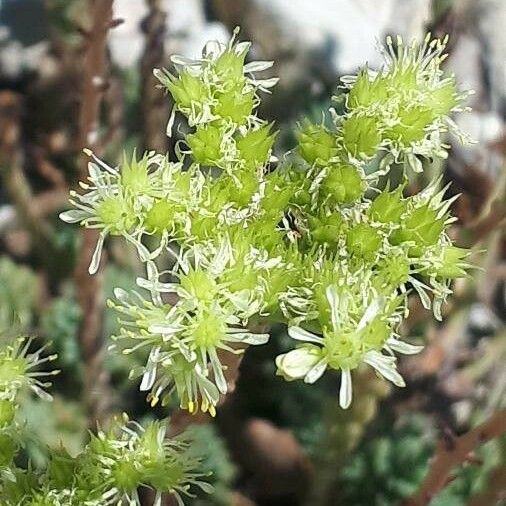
(276, 345, 323, 382)
(47, 450, 76, 489)
(263, 269, 296, 312)
(321, 164, 364, 204)
(375, 253, 410, 289)
(145, 457, 185, 491)
(214, 48, 247, 84)
(174, 171, 192, 196)
(296, 122, 337, 165)
(228, 171, 259, 207)
(288, 171, 312, 207)
(120, 152, 150, 194)
(434, 246, 470, 279)
(346, 223, 382, 262)
(187, 124, 223, 165)
(191, 216, 218, 240)
(342, 115, 382, 158)
(368, 187, 406, 223)
(309, 212, 344, 245)
(0, 356, 26, 389)
(390, 204, 445, 256)
(180, 270, 218, 304)
(214, 88, 255, 124)
(112, 460, 142, 492)
(388, 66, 419, 94)
(425, 80, 459, 117)
(347, 70, 389, 109)
(165, 70, 208, 110)
(386, 105, 435, 145)
(144, 200, 177, 233)
(236, 124, 276, 168)
(262, 174, 294, 216)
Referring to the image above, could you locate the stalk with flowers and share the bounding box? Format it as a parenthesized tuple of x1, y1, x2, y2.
(1, 28, 473, 504)
(61, 30, 472, 413)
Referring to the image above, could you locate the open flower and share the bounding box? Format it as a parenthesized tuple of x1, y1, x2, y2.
(276, 286, 422, 408)
(0, 337, 58, 402)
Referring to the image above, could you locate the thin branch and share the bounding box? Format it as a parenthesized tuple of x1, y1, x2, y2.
(466, 466, 506, 506)
(140, 0, 169, 153)
(403, 409, 506, 506)
(74, 0, 114, 427)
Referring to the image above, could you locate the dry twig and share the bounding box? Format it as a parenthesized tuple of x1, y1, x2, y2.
(404, 409, 506, 506)
(74, 0, 115, 427)
(140, 0, 169, 153)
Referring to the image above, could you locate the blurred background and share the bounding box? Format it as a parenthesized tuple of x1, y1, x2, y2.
(0, 0, 505, 505)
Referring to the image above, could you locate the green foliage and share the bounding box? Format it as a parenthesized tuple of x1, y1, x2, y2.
(339, 415, 432, 504)
(0, 257, 37, 335)
(41, 296, 81, 368)
(338, 414, 504, 506)
(184, 424, 237, 505)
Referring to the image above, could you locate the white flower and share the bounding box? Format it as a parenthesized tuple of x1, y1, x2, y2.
(277, 285, 423, 408)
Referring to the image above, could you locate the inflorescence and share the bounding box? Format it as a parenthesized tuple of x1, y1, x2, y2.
(61, 30, 472, 414)
(0, 336, 211, 505)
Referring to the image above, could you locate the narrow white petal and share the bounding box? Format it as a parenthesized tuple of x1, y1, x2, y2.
(148, 323, 181, 335)
(411, 278, 432, 309)
(166, 105, 175, 138)
(325, 285, 340, 330)
(140, 347, 160, 391)
(358, 297, 384, 330)
(244, 61, 274, 73)
(255, 77, 280, 89)
(170, 54, 200, 66)
(88, 231, 106, 274)
(239, 333, 270, 345)
(339, 369, 352, 409)
(387, 337, 424, 355)
(364, 351, 405, 387)
(113, 287, 129, 301)
(59, 209, 88, 223)
(288, 326, 323, 344)
(210, 349, 227, 394)
(304, 360, 327, 384)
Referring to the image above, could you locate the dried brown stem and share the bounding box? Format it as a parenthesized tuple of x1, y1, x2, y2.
(140, 0, 169, 153)
(403, 409, 506, 506)
(74, 0, 114, 427)
(466, 465, 506, 506)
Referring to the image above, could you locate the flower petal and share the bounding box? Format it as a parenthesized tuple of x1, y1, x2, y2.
(288, 326, 323, 344)
(304, 359, 327, 384)
(276, 347, 321, 381)
(364, 351, 405, 387)
(387, 337, 424, 355)
(325, 285, 340, 331)
(88, 231, 106, 274)
(238, 332, 270, 345)
(358, 297, 384, 330)
(59, 209, 88, 223)
(339, 369, 352, 409)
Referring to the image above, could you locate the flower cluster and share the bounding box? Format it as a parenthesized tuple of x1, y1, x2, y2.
(61, 31, 471, 412)
(0, 337, 211, 505)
